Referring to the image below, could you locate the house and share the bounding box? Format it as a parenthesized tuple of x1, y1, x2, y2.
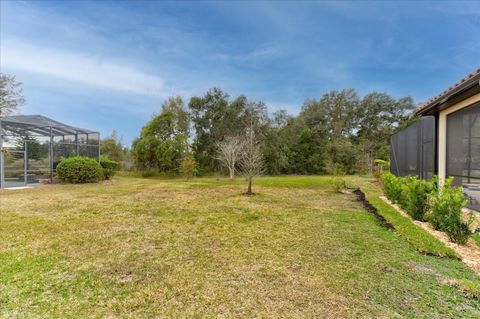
(390, 67, 480, 210)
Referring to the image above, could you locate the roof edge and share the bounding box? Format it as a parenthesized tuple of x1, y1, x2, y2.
(416, 67, 480, 115)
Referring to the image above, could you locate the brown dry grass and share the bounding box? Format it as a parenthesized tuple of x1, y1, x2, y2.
(1, 176, 479, 318)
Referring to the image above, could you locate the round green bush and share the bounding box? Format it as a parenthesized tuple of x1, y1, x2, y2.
(100, 158, 121, 180)
(56, 157, 103, 184)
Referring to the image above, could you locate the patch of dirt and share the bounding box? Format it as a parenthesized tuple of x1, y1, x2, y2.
(381, 196, 480, 275)
(352, 189, 394, 230)
(375, 262, 398, 273)
(405, 261, 443, 278)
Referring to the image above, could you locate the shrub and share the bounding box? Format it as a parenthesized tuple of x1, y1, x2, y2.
(331, 177, 346, 193)
(374, 159, 390, 171)
(427, 178, 471, 244)
(396, 176, 412, 209)
(373, 159, 390, 179)
(358, 177, 458, 258)
(140, 167, 159, 178)
(100, 157, 121, 180)
(381, 172, 403, 203)
(382, 173, 436, 220)
(56, 157, 103, 184)
(402, 176, 437, 221)
(179, 155, 198, 179)
(382, 173, 472, 245)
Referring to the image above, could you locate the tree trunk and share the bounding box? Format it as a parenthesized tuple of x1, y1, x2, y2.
(229, 166, 235, 180)
(246, 177, 252, 195)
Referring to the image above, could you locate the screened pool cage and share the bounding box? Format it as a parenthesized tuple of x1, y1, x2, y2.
(390, 116, 436, 180)
(0, 115, 100, 188)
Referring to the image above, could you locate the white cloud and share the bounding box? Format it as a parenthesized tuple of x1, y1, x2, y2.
(1, 39, 168, 97)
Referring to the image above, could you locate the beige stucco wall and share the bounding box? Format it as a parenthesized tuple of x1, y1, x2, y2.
(438, 92, 480, 183)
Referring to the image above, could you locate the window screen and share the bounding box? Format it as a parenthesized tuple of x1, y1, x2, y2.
(447, 102, 480, 185)
(446, 102, 480, 211)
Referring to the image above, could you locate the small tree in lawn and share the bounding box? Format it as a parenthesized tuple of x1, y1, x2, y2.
(239, 111, 265, 195)
(180, 154, 198, 180)
(215, 135, 245, 179)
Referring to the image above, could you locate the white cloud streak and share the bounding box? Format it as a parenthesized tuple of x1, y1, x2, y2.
(1, 40, 168, 97)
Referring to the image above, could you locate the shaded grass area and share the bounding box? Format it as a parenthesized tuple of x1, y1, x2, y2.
(353, 177, 459, 259)
(0, 176, 479, 318)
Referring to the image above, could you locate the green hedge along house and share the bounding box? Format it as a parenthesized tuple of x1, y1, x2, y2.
(390, 67, 480, 211)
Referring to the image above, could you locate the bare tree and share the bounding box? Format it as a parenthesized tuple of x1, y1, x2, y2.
(239, 112, 265, 195)
(215, 135, 245, 179)
(0, 74, 25, 117)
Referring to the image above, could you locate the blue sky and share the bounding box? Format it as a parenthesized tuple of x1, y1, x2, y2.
(1, 1, 479, 145)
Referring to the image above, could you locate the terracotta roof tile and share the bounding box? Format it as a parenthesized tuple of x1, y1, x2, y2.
(416, 67, 480, 111)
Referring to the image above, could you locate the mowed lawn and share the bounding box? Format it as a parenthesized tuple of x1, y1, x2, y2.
(1, 176, 479, 318)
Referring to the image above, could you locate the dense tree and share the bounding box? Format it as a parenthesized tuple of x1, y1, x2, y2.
(294, 124, 329, 174)
(189, 88, 242, 172)
(25, 137, 43, 161)
(131, 96, 190, 172)
(355, 93, 415, 171)
(15, 137, 44, 168)
(189, 88, 268, 173)
(279, 95, 333, 174)
(131, 88, 415, 176)
(317, 89, 359, 138)
(101, 130, 125, 162)
(179, 154, 198, 179)
(0, 74, 25, 116)
(327, 138, 361, 174)
(274, 89, 415, 174)
(262, 110, 292, 175)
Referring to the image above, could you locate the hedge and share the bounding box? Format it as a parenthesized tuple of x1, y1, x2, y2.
(56, 157, 103, 184)
(354, 177, 458, 258)
(100, 158, 121, 180)
(381, 173, 472, 245)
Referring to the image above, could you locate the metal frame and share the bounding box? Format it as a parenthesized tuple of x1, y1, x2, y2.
(0, 115, 100, 189)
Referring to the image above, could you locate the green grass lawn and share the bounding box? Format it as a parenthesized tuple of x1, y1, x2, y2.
(351, 177, 459, 259)
(474, 233, 480, 248)
(1, 175, 479, 318)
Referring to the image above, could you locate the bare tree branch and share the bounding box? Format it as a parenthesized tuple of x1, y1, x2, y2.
(215, 135, 245, 179)
(239, 108, 265, 195)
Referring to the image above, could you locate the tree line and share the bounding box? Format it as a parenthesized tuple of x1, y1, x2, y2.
(118, 87, 416, 176)
(0, 72, 416, 177)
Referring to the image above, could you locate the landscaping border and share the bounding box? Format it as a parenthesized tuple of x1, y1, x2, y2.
(380, 196, 480, 275)
(354, 178, 458, 259)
